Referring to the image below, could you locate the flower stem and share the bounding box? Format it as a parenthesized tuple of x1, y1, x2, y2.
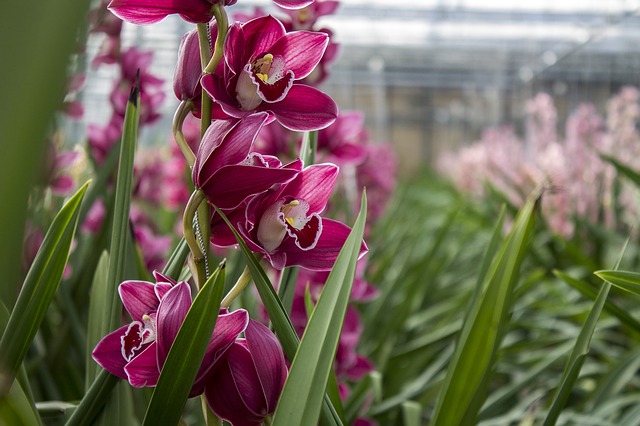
(201, 394, 221, 426)
(221, 266, 252, 307)
(204, 5, 229, 75)
(183, 189, 208, 287)
(172, 100, 196, 168)
(196, 23, 213, 138)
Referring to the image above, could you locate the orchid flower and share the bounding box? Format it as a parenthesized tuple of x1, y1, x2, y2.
(192, 112, 299, 210)
(239, 162, 367, 270)
(204, 319, 287, 426)
(278, 0, 339, 31)
(316, 110, 368, 166)
(92, 272, 248, 393)
(108, 0, 314, 24)
(201, 15, 338, 131)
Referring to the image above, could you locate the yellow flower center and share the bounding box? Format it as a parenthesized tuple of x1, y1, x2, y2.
(252, 54, 274, 83)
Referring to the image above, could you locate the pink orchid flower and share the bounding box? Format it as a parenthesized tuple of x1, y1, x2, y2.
(278, 0, 339, 31)
(108, 0, 314, 25)
(239, 162, 367, 270)
(205, 319, 287, 426)
(92, 272, 249, 394)
(316, 110, 368, 166)
(201, 15, 337, 131)
(192, 113, 299, 210)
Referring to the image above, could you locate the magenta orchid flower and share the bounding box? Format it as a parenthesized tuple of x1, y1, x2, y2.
(239, 162, 367, 270)
(193, 112, 299, 210)
(108, 0, 235, 25)
(205, 319, 287, 426)
(92, 273, 249, 393)
(201, 15, 338, 131)
(108, 0, 313, 24)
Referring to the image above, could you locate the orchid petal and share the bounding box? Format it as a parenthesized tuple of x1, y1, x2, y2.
(224, 23, 245, 73)
(240, 16, 286, 64)
(316, 1, 340, 16)
(275, 218, 367, 270)
(269, 31, 328, 79)
(108, 0, 213, 24)
(118, 280, 160, 321)
(211, 207, 248, 247)
(200, 164, 299, 210)
(281, 163, 338, 214)
(152, 270, 177, 286)
(154, 283, 173, 300)
(204, 347, 265, 425)
(195, 113, 269, 185)
(91, 325, 129, 380)
(173, 29, 203, 101)
(253, 68, 294, 103)
(268, 84, 337, 131)
(156, 282, 192, 367)
(192, 309, 250, 395)
(124, 342, 160, 387)
(227, 343, 267, 416)
(274, 0, 314, 9)
(285, 213, 322, 250)
(245, 319, 287, 411)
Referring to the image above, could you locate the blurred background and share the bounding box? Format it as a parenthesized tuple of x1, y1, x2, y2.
(80, 0, 640, 176)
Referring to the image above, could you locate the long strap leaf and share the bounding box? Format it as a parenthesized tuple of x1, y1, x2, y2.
(542, 240, 629, 426)
(213, 204, 346, 426)
(0, 182, 88, 396)
(272, 192, 367, 426)
(431, 191, 538, 426)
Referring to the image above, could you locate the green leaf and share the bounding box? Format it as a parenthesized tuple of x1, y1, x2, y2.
(542, 243, 629, 426)
(0, 301, 41, 426)
(65, 370, 119, 426)
(278, 266, 299, 314)
(142, 260, 226, 426)
(87, 74, 141, 426)
(163, 237, 189, 281)
(431, 191, 538, 426)
(104, 79, 141, 333)
(0, 182, 88, 396)
(272, 192, 367, 426)
(300, 130, 318, 166)
(555, 270, 640, 334)
(402, 401, 423, 426)
(85, 252, 110, 386)
(594, 270, 640, 297)
(212, 206, 344, 426)
(600, 154, 640, 188)
(0, 0, 92, 307)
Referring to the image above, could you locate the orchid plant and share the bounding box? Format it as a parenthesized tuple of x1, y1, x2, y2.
(0, 0, 396, 425)
(8, 0, 640, 424)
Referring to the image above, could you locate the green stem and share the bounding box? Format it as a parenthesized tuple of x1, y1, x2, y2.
(221, 266, 252, 307)
(196, 23, 213, 138)
(172, 100, 196, 168)
(201, 394, 222, 426)
(204, 5, 229, 75)
(183, 190, 206, 263)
